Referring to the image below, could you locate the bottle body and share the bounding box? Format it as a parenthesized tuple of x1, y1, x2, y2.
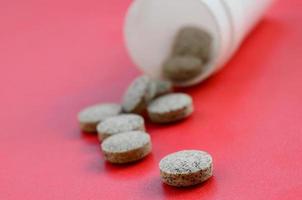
(124, 0, 274, 86)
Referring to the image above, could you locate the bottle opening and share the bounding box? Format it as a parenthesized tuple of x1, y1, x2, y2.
(125, 0, 224, 86)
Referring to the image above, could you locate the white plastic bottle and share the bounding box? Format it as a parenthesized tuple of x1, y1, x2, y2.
(124, 0, 275, 86)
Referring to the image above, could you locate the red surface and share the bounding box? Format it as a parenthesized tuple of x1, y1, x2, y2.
(0, 0, 302, 199)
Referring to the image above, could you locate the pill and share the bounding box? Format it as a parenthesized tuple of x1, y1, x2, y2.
(154, 80, 173, 97)
(122, 75, 156, 114)
(159, 150, 213, 187)
(97, 114, 145, 141)
(162, 56, 203, 82)
(172, 26, 212, 62)
(147, 93, 193, 123)
(101, 131, 152, 164)
(78, 103, 122, 132)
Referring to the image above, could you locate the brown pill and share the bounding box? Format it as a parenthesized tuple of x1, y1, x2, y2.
(147, 93, 193, 123)
(172, 26, 212, 62)
(101, 131, 152, 164)
(162, 56, 203, 82)
(97, 114, 145, 141)
(122, 75, 156, 114)
(159, 150, 213, 187)
(77, 103, 122, 132)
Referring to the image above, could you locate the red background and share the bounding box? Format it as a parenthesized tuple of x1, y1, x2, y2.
(0, 0, 302, 199)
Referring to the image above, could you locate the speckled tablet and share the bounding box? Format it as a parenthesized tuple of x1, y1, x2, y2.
(77, 103, 122, 132)
(101, 131, 152, 164)
(97, 114, 145, 141)
(159, 150, 213, 187)
(147, 93, 193, 123)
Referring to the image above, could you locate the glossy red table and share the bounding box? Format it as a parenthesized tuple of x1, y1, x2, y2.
(0, 0, 301, 199)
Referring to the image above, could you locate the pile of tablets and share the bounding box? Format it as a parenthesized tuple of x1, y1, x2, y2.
(77, 27, 213, 187)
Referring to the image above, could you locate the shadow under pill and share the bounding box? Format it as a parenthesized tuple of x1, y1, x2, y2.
(80, 131, 99, 145)
(161, 176, 218, 198)
(145, 115, 193, 129)
(139, 176, 217, 199)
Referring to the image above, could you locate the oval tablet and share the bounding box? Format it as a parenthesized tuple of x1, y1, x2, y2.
(97, 114, 145, 141)
(101, 131, 152, 164)
(77, 103, 122, 132)
(159, 150, 213, 187)
(147, 93, 193, 123)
